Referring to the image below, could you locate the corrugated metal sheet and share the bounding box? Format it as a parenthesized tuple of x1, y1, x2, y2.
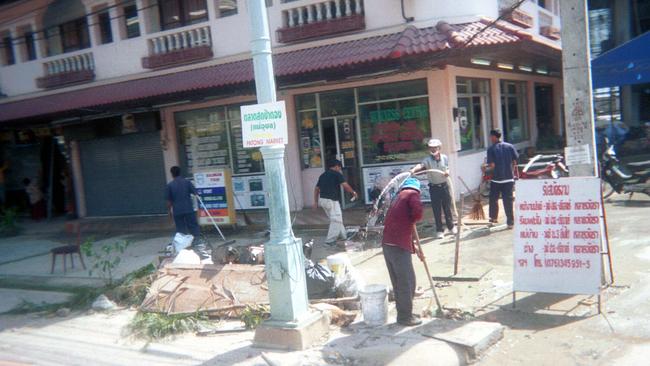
(80, 132, 167, 216)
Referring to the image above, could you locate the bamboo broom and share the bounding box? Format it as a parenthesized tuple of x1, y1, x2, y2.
(458, 177, 485, 220)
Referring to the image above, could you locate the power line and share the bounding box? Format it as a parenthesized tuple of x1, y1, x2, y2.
(0, 0, 159, 46)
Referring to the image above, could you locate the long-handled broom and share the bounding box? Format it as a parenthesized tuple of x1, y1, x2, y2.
(412, 225, 444, 318)
(458, 177, 485, 220)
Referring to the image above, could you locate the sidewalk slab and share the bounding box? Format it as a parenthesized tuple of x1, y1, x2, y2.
(427, 321, 504, 361)
(0, 288, 71, 314)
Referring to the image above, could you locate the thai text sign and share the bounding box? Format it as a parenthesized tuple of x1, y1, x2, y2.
(194, 170, 235, 224)
(240, 101, 288, 147)
(514, 178, 602, 295)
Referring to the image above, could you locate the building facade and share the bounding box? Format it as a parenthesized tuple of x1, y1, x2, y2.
(0, 0, 563, 217)
(588, 0, 650, 135)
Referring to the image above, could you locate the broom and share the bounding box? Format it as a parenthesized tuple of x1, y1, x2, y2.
(457, 177, 485, 221)
(412, 225, 444, 318)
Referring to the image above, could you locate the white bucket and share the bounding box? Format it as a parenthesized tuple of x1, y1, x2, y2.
(359, 284, 388, 326)
(327, 253, 350, 277)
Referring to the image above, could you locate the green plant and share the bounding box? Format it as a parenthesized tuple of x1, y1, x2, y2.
(108, 264, 156, 307)
(0, 208, 19, 237)
(81, 238, 131, 285)
(127, 312, 210, 340)
(5, 286, 102, 315)
(240, 304, 270, 329)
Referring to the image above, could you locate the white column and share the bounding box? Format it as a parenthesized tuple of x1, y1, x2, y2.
(560, 0, 598, 177)
(325, 2, 333, 19)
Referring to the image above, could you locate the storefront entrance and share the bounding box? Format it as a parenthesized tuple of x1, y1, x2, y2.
(321, 116, 360, 208)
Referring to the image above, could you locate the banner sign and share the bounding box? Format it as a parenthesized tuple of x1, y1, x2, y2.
(194, 169, 236, 225)
(232, 175, 268, 209)
(513, 178, 603, 295)
(240, 101, 288, 147)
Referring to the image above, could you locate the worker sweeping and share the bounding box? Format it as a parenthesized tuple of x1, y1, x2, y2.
(409, 138, 456, 239)
(381, 177, 424, 326)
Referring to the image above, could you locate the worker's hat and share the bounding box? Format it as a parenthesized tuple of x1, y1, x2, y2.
(400, 177, 421, 192)
(427, 138, 442, 147)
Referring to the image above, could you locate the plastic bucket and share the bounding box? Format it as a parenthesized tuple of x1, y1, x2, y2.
(327, 253, 350, 276)
(359, 284, 388, 326)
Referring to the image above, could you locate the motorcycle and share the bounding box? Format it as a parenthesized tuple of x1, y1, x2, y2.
(479, 153, 568, 197)
(600, 141, 650, 198)
(517, 154, 569, 180)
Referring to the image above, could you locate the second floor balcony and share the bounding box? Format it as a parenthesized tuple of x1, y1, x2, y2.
(277, 0, 365, 44)
(142, 25, 213, 69)
(36, 51, 95, 89)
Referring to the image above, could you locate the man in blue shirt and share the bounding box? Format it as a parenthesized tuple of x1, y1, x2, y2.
(486, 129, 519, 228)
(166, 166, 200, 237)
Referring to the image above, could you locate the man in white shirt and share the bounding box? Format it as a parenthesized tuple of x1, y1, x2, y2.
(409, 138, 456, 239)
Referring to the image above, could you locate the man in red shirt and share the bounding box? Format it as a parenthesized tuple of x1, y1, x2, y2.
(382, 177, 424, 326)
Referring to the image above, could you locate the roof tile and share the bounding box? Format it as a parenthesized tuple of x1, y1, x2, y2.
(0, 20, 542, 122)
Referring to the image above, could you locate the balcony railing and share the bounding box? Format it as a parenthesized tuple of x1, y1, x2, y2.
(36, 52, 95, 89)
(540, 26, 560, 40)
(142, 25, 213, 69)
(277, 0, 365, 44)
(502, 8, 534, 28)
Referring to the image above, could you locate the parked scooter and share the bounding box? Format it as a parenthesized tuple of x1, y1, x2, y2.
(600, 141, 650, 198)
(518, 154, 569, 180)
(478, 153, 568, 197)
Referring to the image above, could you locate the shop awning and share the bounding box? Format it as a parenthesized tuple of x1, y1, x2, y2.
(591, 31, 650, 89)
(0, 19, 560, 123)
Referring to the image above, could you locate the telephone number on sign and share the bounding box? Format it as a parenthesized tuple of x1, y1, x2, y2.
(544, 259, 591, 269)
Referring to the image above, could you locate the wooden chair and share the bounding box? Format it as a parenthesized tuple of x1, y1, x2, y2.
(51, 221, 86, 274)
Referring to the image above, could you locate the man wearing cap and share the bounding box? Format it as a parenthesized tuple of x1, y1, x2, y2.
(314, 159, 358, 245)
(409, 138, 456, 239)
(382, 177, 424, 326)
(486, 129, 519, 228)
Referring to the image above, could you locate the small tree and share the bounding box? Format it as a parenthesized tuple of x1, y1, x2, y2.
(81, 238, 131, 286)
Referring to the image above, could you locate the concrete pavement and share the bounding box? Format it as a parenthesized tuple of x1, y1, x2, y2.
(0, 191, 648, 365)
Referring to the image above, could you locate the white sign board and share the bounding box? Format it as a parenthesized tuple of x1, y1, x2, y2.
(564, 144, 592, 166)
(513, 178, 602, 295)
(240, 101, 288, 148)
(232, 175, 268, 209)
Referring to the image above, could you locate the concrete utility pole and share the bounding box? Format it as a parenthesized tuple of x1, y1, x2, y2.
(245, 0, 327, 350)
(560, 0, 598, 177)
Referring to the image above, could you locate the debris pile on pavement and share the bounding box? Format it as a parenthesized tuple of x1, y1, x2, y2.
(145, 238, 365, 325)
(140, 264, 268, 315)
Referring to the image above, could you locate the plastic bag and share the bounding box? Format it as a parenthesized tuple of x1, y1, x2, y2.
(173, 249, 201, 264)
(335, 264, 366, 298)
(172, 233, 194, 252)
(305, 260, 336, 299)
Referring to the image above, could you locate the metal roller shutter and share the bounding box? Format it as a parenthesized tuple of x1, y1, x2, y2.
(80, 132, 167, 216)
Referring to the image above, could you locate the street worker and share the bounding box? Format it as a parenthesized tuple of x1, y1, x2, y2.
(382, 177, 424, 326)
(409, 138, 456, 239)
(486, 129, 519, 228)
(314, 159, 358, 246)
(166, 166, 200, 237)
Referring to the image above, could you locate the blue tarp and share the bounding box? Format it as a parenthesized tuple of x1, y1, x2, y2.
(591, 31, 650, 88)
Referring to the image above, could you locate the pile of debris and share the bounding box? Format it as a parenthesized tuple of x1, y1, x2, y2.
(141, 233, 364, 327)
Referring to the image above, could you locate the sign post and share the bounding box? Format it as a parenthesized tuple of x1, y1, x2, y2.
(245, 0, 327, 350)
(560, 0, 598, 177)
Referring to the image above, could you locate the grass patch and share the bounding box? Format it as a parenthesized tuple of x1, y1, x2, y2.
(6, 286, 102, 315)
(240, 304, 270, 330)
(126, 312, 211, 340)
(1, 263, 157, 315)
